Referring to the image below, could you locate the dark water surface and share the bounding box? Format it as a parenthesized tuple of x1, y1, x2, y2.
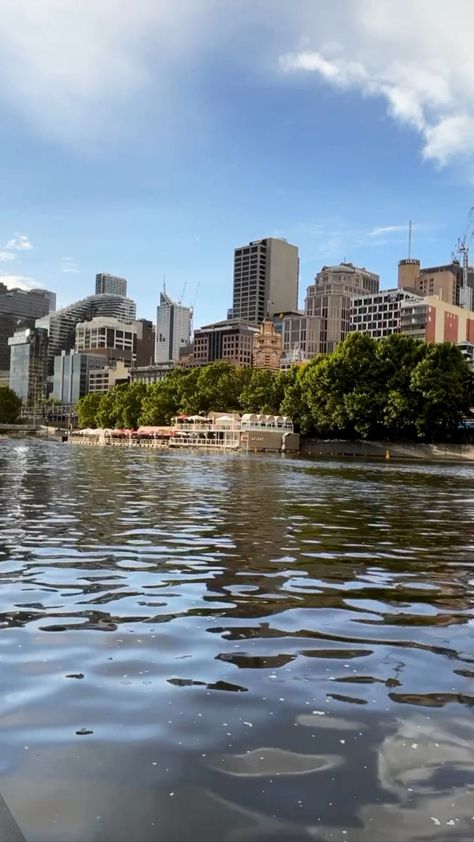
(0, 440, 473, 842)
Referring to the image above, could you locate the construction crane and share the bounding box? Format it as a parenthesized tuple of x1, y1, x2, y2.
(455, 206, 474, 309)
(178, 281, 187, 304)
(190, 282, 200, 321)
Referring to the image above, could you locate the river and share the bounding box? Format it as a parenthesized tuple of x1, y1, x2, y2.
(0, 439, 473, 842)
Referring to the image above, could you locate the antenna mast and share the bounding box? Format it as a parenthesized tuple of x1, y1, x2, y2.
(408, 220, 412, 258)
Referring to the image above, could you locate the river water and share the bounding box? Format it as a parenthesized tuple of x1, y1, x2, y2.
(0, 440, 473, 842)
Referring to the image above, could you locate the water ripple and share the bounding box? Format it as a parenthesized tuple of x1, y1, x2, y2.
(0, 439, 473, 841)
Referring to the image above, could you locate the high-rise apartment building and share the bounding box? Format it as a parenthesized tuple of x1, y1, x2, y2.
(350, 289, 421, 338)
(230, 238, 299, 325)
(155, 292, 192, 363)
(37, 293, 136, 372)
(0, 282, 55, 374)
(305, 263, 380, 353)
(95, 273, 127, 297)
(8, 327, 49, 405)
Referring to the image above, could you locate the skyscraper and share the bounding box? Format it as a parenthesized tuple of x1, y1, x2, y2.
(95, 273, 127, 297)
(0, 282, 55, 374)
(305, 263, 380, 353)
(8, 327, 49, 405)
(155, 292, 191, 363)
(230, 237, 299, 325)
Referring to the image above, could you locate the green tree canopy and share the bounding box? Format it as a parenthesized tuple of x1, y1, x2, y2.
(239, 368, 281, 414)
(139, 375, 183, 426)
(72, 344, 473, 442)
(0, 387, 22, 424)
(410, 343, 472, 441)
(76, 392, 102, 428)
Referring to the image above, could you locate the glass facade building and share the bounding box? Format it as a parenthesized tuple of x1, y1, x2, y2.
(8, 327, 49, 405)
(0, 282, 55, 373)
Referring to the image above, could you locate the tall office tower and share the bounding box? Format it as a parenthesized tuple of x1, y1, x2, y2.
(8, 327, 49, 405)
(229, 238, 299, 326)
(0, 282, 55, 375)
(155, 292, 191, 363)
(52, 350, 105, 404)
(95, 273, 127, 297)
(37, 293, 136, 372)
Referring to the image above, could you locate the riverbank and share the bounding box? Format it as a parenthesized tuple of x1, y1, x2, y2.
(301, 437, 474, 461)
(2, 424, 474, 461)
(0, 424, 61, 439)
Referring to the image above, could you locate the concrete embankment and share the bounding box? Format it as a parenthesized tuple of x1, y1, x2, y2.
(301, 438, 474, 462)
(0, 425, 59, 438)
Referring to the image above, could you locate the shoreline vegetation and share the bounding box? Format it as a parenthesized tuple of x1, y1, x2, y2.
(0, 333, 473, 444)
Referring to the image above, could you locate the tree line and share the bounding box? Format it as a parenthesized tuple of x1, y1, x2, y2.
(74, 333, 473, 442)
(1, 333, 471, 440)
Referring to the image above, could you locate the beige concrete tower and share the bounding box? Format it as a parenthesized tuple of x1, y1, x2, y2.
(398, 258, 421, 290)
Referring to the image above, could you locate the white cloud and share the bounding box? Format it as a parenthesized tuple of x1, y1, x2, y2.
(0, 232, 33, 263)
(369, 225, 408, 238)
(61, 257, 79, 274)
(0, 0, 217, 143)
(0, 0, 472, 170)
(5, 233, 33, 251)
(279, 0, 474, 167)
(0, 274, 37, 290)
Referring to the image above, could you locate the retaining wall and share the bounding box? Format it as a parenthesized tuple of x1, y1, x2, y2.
(301, 439, 474, 461)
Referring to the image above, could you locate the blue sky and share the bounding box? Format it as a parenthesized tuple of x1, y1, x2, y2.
(1, 0, 474, 324)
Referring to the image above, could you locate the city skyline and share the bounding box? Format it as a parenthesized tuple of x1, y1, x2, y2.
(2, 2, 474, 325)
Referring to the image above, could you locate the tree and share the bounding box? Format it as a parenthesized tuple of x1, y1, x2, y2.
(95, 389, 121, 429)
(193, 362, 243, 414)
(239, 369, 279, 413)
(410, 343, 472, 441)
(117, 382, 148, 429)
(376, 334, 428, 440)
(77, 392, 102, 428)
(279, 364, 313, 434)
(0, 387, 22, 424)
(300, 334, 383, 438)
(138, 377, 183, 426)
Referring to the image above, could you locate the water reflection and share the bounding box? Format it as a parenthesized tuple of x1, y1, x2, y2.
(0, 440, 473, 841)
